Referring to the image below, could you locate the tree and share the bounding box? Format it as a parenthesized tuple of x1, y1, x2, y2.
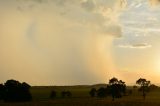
(136, 78, 150, 100)
(89, 88, 96, 97)
(50, 90, 57, 99)
(3, 79, 32, 102)
(133, 85, 137, 89)
(109, 77, 119, 85)
(109, 77, 126, 101)
(149, 84, 158, 90)
(118, 80, 126, 95)
(61, 91, 72, 98)
(0, 84, 5, 100)
(66, 91, 72, 97)
(97, 87, 107, 98)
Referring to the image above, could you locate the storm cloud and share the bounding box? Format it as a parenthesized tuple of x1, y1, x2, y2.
(0, 0, 126, 85)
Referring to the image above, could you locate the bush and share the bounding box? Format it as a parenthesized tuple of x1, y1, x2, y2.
(89, 88, 96, 97)
(97, 87, 107, 98)
(1, 79, 32, 102)
(0, 84, 5, 100)
(61, 91, 72, 98)
(50, 90, 57, 99)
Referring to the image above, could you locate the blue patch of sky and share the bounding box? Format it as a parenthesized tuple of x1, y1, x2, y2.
(111, 0, 160, 70)
(114, 0, 160, 47)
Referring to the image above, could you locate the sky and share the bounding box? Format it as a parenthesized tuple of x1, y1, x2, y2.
(0, 0, 160, 85)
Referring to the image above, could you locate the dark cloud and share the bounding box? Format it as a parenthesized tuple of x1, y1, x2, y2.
(81, 0, 95, 11)
(118, 43, 152, 49)
(15, 0, 123, 37)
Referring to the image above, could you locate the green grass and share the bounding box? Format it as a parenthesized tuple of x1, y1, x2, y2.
(1, 85, 160, 106)
(30, 85, 91, 100)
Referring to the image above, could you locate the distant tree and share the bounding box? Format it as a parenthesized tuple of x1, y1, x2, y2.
(89, 88, 96, 97)
(50, 90, 57, 99)
(97, 87, 107, 98)
(61, 91, 65, 98)
(149, 84, 158, 90)
(109, 77, 119, 85)
(21, 82, 32, 101)
(0, 84, 5, 100)
(109, 77, 126, 101)
(136, 78, 150, 100)
(3, 79, 32, 102)
(61, 91, 72, 98)
(66, 91, 72, 97)
(118, 80, 126, 95)
(133, 85, 137, 89)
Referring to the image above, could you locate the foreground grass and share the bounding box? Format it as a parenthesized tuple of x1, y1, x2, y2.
(1, 98, 160, 106)
(1, 85, 160, 106)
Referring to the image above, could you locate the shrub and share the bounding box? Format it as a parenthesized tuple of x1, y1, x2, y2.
(97, 87, 107, 98)
(3, 79, 32, 102)
(50, 90, 57, 99)
(89, 88, 96, 97)
(61, 91, 72, 98)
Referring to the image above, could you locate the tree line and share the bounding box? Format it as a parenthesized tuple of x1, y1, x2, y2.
(89, 77, 155, 101)
(0, 77, 157, 102)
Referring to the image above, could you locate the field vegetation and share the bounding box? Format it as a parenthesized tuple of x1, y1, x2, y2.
(0, 78, 159, 106)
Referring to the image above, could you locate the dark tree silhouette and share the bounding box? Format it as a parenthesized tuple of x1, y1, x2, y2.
(97, 87, 107, 98)
(136, 78, 150, 100)
(89, 88, 96, 97)
(66, 91, 72, 97)
(109, 77, 119, 85)
(149, 84, 158, 90)
(109, 77, 126, 101)
(61, 91, 72, 98)
(0, 84, 5, 100)
(50, 90, 57, 99)
(118, 80, 126, 95)
(61, 91, 65, 98)
(3, 79, 32, 102)
(133, 85, 137, 89)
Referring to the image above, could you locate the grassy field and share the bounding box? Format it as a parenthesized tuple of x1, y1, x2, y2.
(1, 85, 160, 106)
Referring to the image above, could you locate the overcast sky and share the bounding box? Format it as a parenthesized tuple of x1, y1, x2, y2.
(0, 0, 160, 85)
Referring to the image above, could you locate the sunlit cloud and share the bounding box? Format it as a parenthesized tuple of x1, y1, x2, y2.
(149, 0, 160, 7)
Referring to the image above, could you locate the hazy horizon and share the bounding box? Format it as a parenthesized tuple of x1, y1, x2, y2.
(1, 0, 160, 86)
